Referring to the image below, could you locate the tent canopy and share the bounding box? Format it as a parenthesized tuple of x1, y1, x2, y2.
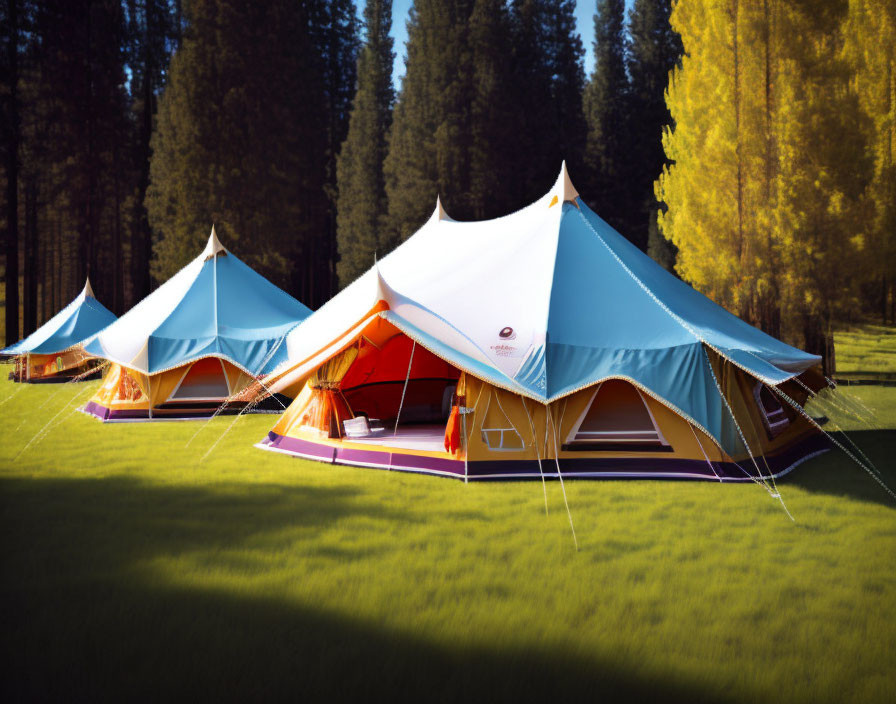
(85, 228, 312, 376)
(267, 163, 819, 456)
(2, 278, 117, 356)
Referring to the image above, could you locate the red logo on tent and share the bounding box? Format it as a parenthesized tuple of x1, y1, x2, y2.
(499, 327, 515, 340)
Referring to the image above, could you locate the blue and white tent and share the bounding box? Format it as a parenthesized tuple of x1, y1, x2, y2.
(3, 279, 118, 381)
(84, 228, 312, 420)
(260, 164, 826, 481)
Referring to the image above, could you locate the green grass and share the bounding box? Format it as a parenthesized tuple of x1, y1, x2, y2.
(835, 323, 896, 377)
(1, 374, 894, 703)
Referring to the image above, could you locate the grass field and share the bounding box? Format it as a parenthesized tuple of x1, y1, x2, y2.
(1, 374, 894, 703)
(835, 323, 896, 378)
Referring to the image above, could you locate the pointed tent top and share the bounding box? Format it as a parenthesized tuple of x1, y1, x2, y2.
(427, 195, 453, 225)
(203, 224, 227, 259)
(550, 160, 579, 207)
(83, 277, 95, 299)
(374, 261, 396, 307)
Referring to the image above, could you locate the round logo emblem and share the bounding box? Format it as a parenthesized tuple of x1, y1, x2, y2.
(499, 327, 516, 340)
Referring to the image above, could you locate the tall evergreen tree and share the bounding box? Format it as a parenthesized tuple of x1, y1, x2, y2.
(509, 0, 587, 206)
(626, 0, 682, 261)
(468, 0, 518, 219)
(125, 0, 180, 307)
(335, 0, 394, 287)
(147, 0, 328, 298)
(383, 0, 475, 244)
(2, 0, 22, 345)
(583, 0, 631, 238)
(307, 0, 359, 298)
(384, 0, 533, 243)
(22, 0, 132, 314)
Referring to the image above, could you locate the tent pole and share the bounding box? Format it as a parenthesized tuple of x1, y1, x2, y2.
(393, 340, 416, 435)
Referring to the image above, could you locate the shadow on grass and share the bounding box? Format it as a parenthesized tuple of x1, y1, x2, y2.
(0, 475, 731, 704)
(782, 430, 896, 508)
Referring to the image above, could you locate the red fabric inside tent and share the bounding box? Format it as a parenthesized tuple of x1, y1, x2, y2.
(341, 335, 460, 423)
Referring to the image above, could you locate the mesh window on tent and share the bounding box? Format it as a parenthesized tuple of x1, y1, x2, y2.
(754, 382, 790, 438)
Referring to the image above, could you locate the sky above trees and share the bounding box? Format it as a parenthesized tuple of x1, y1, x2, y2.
(385, 0, 633, 82)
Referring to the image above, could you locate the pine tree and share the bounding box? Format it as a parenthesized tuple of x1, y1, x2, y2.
(22, 0, 132, 313)
(335, 0, 394, 287)
(583, 0, 631, 238)
(2, 0, 22, 345)
(307, 0, 359, 299)
(147, 0, 328, 296)
(468, 0, 518, 219)
(627, 0, 682, 259)
(125, 0, 180, 306)
(383, 1, 475, 244)
(509, 0, 587, 206)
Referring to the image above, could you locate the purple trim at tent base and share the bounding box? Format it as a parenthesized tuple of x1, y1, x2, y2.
(257, 431, 829, 482)
(82, 400, 255, 422)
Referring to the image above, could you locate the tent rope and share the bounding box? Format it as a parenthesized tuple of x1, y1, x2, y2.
(547, 408, 578, 550)
(788, 375, 881, 475)
(769, 384, 896, 503)
(394, 340, 416, 435)
(520, 395, 549, 514)
(689, 424, 722, 481)
(704, 349, 795, 521)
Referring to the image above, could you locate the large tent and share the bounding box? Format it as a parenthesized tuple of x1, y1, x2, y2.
(2, 278, 117, 382)
(83, 228, 312, 420)
(258, 164, 827, 481)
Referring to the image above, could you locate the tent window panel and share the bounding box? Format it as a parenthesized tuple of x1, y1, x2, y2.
(564, 380, 671, 452)
(481, 428, 524, 451)
(170, 358, 230, 400)
(754, 383, 789, 438)
(478, 388, 525, 451)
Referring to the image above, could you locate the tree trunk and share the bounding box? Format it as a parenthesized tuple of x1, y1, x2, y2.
(732, 0, 745, 267)
(22, 180, 38, 335)
(5, 0, 20, 347)
(803, 313, 836, 378)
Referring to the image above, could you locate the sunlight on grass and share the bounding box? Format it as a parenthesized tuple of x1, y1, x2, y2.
(835, 323, 896, 376)
(1, 372, 894, 702)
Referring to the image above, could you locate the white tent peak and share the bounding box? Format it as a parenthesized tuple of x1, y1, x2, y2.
(374, 262, 397, 307)
(552, 160, 579, 205)
(428, 195, 454, 225)
(203, 224, 227, 259)
(83, 277, 95, 299)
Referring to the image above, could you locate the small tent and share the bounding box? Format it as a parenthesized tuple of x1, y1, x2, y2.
(83, 228, 312, 420)
(2, 278, 117, 382)
(257, 164, 827, 481)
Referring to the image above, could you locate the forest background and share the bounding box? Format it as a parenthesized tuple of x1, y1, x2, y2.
(1, 0, 893, 374)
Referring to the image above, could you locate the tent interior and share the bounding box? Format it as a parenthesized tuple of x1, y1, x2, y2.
(8, 349, 105, 383)
(274, 318, 461, 452)
(262, 316, 827, 481)
(84, 356, 267, 420)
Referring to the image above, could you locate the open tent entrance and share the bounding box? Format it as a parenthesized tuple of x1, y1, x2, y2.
(564, 379, 670, 452)
(168, 357, 231, 401)
(283, 327, 462, 453)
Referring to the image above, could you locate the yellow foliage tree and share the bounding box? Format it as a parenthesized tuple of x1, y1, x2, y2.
(845, 0, 896, 322)
(657, 0, 872, 373)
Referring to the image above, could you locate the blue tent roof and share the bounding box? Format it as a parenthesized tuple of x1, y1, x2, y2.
(85, 229, 312, 376)
(272, 164, 820, 456)
(2, 279, 117, 356)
